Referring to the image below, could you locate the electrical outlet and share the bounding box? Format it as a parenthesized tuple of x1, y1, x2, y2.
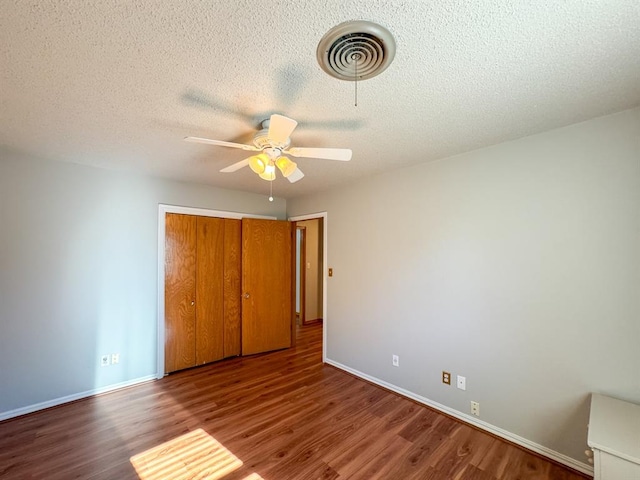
(392, 355, 399, 367)
(111, 353, 120, 365)
(471, 401, 480, 416)
(100, 355, 110, 367)
(442, 371, 451, 385)
(457, 375, 466, 390)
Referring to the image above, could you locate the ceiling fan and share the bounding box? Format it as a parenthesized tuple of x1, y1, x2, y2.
(185, 114, 352, 183)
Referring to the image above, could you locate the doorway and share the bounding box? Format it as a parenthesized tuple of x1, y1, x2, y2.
(295, 226, 306, 325)
(295, 218, 323, 325)
(290, 212, 328, 363)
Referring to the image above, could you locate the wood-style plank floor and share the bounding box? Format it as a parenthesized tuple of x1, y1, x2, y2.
(0, 324, 588, 480)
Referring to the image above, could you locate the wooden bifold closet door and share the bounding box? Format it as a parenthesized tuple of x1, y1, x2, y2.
(165, 214, 241, 374)
(164, 214, 196, 372)
(241, 218, 293, 356)
(194, 217, 224, 365)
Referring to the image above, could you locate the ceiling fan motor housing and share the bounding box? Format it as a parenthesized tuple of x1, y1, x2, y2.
(317, 20, 396, 81)
(253, 127, 291, 150)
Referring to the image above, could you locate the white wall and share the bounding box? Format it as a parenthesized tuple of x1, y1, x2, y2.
(0, 149, 286, 416)
(287, 107, 640, 466)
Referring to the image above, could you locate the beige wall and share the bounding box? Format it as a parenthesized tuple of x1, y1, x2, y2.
(297, 218, 323, 321)
(287, 107, 640, 467)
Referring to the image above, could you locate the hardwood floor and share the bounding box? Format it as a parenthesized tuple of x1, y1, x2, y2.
(0, 324, 588, 480)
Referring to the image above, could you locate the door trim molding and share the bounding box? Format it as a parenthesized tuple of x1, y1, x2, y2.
(288, 212, 328, 364)
(157, 204, 276, 379)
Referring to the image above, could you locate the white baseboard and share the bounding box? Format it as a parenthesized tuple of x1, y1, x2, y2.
(0, 374, 157, 422)
(325, 359, 593, 477)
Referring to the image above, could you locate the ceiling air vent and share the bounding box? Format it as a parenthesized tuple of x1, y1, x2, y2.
(317, 21, 396, 81)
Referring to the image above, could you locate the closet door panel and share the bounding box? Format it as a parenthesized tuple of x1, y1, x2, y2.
(165, 213, 197, 373)
(195, 217, 225, 365)
(223, 218, 242, 357)
(242, 218, 292, 355)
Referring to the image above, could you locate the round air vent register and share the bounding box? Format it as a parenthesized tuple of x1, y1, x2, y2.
(317, 21, 396, 81)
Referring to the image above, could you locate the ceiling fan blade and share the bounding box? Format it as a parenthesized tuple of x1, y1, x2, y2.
(220, 158, 251, 173)
(268, 114, 298, 145)
(285, 147, 352, 161)
(184, 136, 259, 152)
(287, 168, 305, 183)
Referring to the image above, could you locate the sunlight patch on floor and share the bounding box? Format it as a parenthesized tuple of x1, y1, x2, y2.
(130, 428, 242, 480)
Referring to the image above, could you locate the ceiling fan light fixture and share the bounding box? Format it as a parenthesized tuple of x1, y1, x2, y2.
(275, 156, 297, 177)
(259, 163, 276, 181)
(249, 153, 269, 174)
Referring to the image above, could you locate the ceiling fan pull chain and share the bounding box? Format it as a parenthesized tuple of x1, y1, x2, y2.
(268, 178, 274, 202)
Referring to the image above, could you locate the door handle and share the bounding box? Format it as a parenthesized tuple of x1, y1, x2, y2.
(243, 293, 250, 299)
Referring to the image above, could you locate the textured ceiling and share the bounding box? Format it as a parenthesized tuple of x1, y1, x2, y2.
(2, 1, 639, 199)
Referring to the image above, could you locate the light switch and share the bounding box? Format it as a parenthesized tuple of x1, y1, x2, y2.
(328, 268, 333, 277)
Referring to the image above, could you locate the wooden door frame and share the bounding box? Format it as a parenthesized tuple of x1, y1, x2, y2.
(157, 204, 276, 379)
(295, 226, 306, 326)
(288, 212, 328, 363)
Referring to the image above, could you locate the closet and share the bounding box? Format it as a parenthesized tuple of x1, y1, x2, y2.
(164, 214, 292, 374)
